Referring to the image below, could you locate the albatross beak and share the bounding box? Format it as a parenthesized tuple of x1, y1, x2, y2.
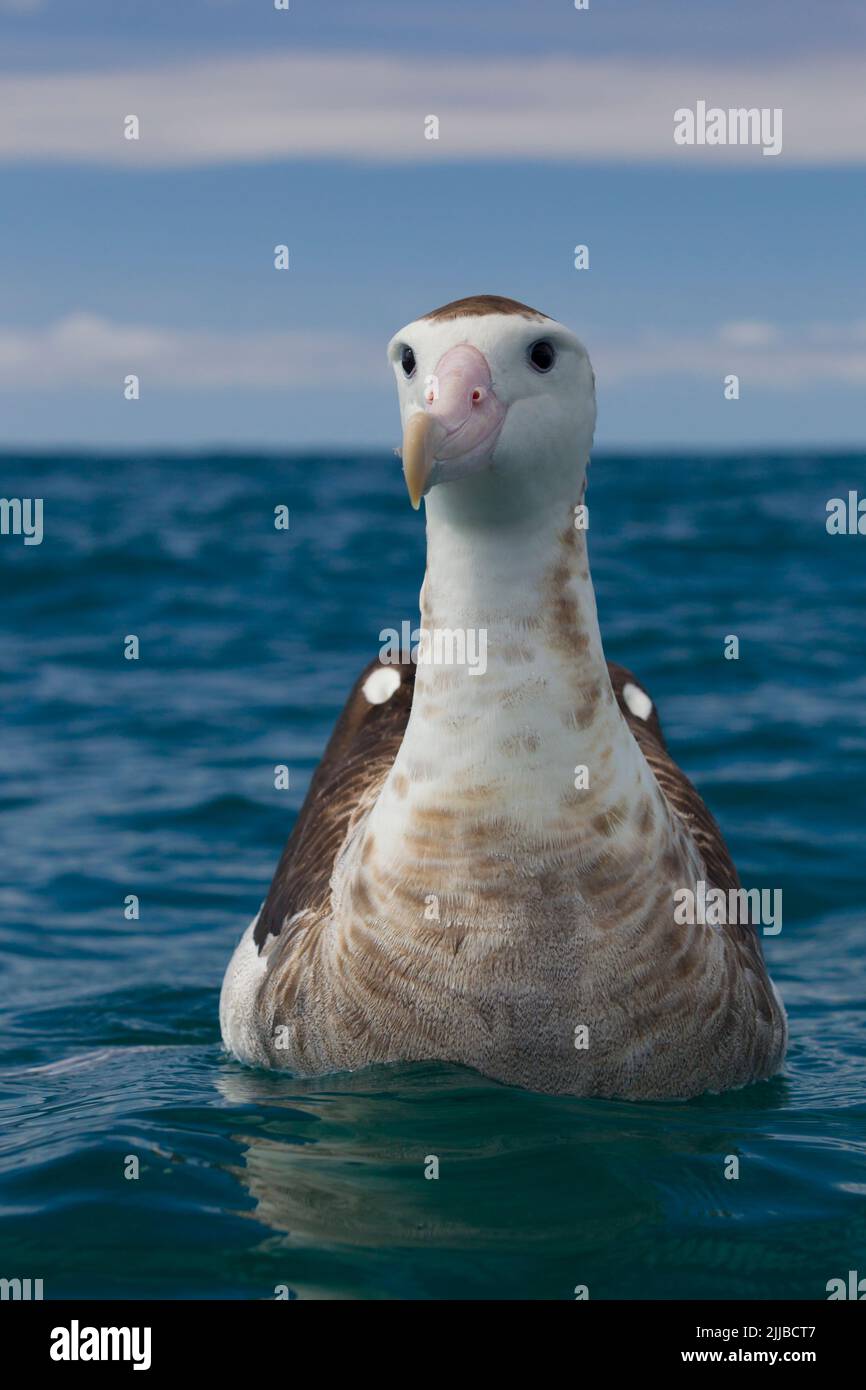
(399, 344, 507, 509)
(402, 412, 446, 510)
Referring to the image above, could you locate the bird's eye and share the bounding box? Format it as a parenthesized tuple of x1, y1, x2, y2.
(528, 340, 556, 373)
(401, 346, 417, 378)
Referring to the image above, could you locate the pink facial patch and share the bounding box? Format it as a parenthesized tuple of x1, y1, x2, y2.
(425, 344, 507, 463)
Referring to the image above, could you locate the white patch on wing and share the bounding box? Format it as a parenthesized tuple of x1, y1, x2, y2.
(363, 667, 401, 704)
(623, 681, 653, 721)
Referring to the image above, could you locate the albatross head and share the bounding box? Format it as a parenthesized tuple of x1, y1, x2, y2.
(388, 294, 596, 514)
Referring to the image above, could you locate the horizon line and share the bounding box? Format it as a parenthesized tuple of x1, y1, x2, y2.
(1, 442, 863, 458)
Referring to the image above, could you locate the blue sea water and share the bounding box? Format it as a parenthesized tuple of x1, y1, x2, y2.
(0, 448, 864, 1301)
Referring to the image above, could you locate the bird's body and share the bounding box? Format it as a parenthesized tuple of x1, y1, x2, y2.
(220, 296, 787, 1099)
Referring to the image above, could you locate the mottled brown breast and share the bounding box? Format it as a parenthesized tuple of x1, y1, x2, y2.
(255, 654, 748, 957)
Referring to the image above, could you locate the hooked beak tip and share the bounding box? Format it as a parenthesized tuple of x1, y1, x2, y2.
(401, 411, 440, 510)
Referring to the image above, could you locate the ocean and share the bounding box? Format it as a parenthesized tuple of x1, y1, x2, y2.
(0, 448, 864, 1300)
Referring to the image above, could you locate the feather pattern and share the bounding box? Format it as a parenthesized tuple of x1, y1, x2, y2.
(223, 651, 786, 1098)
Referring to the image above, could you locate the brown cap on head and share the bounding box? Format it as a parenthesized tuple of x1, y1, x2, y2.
(422, 294, 549, 323)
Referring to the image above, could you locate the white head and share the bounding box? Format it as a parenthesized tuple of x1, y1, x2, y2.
(388, 295, 596, 524)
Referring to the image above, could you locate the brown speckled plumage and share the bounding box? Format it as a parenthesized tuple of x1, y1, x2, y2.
(231, 653, 784, 1098)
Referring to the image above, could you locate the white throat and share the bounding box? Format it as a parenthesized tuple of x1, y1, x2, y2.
(399, 476, 624, 824)
(331, 463, 685, 940)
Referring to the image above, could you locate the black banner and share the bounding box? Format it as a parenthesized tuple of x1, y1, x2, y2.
(4, 1299, 862, 1374)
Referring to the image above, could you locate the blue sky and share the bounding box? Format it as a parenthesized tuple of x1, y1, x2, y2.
(1, 0, 864, 448)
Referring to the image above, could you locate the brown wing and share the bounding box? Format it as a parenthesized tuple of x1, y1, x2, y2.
(607, 660, 780, 1036)
(254, 659, 415, 948)
(256, 654, 741, 949)
(606, 660, 740, 895)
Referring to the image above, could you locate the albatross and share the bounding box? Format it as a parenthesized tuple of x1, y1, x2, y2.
(220, 294, 787, 1099)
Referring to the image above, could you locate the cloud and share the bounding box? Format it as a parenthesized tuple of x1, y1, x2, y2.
(0, 313, 382, 388)
(0, 50, 865, 167)
(1, 313, 864, 392)
(593, 321, 866, 387)
(717, 321, 780, 348)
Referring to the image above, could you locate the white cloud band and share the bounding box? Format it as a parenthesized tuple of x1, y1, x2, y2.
(1, 51, 865, 167)
(0, 313, 382, 388)
(1, 313, 864, 390)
